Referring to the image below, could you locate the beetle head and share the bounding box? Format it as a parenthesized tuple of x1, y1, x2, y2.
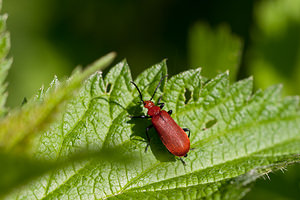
(143, 100, 155, 109)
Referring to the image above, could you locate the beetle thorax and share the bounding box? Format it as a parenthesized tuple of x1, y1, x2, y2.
(144, 100, 161, 116)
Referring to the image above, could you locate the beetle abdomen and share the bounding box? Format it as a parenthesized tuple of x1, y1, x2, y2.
(152, 110, 190, 157)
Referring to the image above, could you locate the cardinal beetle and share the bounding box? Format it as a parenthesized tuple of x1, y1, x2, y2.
(130, 75, 190, 165)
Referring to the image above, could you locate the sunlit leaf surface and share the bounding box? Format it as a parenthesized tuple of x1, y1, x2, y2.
(2, 60, 300, 200)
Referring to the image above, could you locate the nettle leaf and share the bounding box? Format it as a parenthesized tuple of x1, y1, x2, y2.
(3, 60, 300, 200)
(0, 53, 116, 153)
(188, 23, 243, 82)
(247, 0, 300, 96)
(0, 53, 116, 197)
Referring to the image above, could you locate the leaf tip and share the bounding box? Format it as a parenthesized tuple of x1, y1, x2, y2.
(1, 13, 8, 20)
(195, 67, 202, 73)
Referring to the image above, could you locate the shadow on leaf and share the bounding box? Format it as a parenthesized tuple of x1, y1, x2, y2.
(0, 146, 136, 197)
(127, 104, 175, 163)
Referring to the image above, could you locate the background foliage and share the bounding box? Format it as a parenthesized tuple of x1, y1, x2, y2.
(1, 0, 300, 199)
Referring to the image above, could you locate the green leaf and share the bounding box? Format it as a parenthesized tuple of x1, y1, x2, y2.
(0, 10, 12, 116)
(188, 23, 243, 82)
(0, 52, 116, 197)
(3, 60, 300, 200)
(0, 147, 136, 197)
(247, 0, 300, 95)
(0, 52, 116, 152)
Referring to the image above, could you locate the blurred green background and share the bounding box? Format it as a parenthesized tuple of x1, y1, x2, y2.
(2, 0, 300, 199)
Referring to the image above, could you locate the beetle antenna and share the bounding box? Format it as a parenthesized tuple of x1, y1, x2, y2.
(131, 81, 144, 103)
(150, 74, 168, 101)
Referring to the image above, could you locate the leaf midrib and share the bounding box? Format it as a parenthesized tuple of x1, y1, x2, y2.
(111, 137, 300, 196)
(38, 72, 300, 200)
(106, 115, 300, 197)
(41, 75, 135, 198)
(41, 108, 300, 199)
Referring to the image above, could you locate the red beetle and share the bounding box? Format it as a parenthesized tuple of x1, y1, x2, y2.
(130, 75, 190, 165)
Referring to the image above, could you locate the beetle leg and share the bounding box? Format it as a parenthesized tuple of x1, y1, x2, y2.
(129, 115, 151, 119)
(157, 96, 165, 109)
(167, 110, 172, 115)
(183, 128, 190, 138)
(157, 96, 162, 104)
(145, 125, 153, 152)
(158, 103, 165, 109)
(179, 157, 186, 166)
